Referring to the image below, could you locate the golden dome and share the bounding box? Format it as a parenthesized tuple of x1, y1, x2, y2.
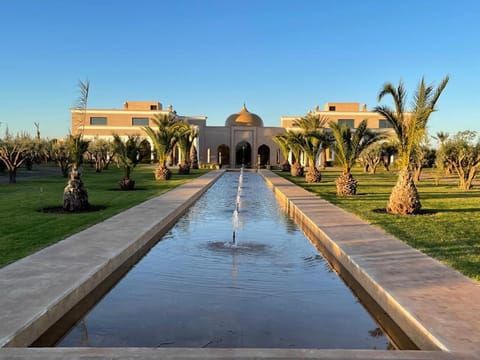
(225, 104, 264, 127)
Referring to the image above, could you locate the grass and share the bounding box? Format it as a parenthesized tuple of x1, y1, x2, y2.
(279, 167, 480, 281)
(0, 164, 210, 268)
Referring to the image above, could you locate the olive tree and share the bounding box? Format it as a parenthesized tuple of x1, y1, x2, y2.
(0, 135, 30, 183)
(438, 131, 480, 190)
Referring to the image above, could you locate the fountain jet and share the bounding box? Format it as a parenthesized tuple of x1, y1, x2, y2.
(232, 167, 244, 245)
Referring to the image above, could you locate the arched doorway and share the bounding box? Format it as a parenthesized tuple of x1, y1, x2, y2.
(139, 139, 152, 163)
(235, 141, 252, 167)
(217, 144, 230, 166)
(258, 144, 270, 168)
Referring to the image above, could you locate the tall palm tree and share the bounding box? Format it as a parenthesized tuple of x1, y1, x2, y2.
(143, 113, 179, 180)
(112, 134, 142, 190)
(175, 122, 198, 175)
(330, 120, 383, 195)
(63, 80, 90, 211)
(374, 76, 449, 214)
(293, 113, 328, 183)
(272, 133, 291, 172)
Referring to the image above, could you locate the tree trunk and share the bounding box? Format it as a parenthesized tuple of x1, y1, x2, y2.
(8, 169, 17, 184)
(63, 167, 89, 211)
(178, 161, 190, 175)
(336, 172, 358, 196)
(190, 146, 199, 170)
(281, 160, 291, 172)
(155, 164, 171, 180)
(119, 178, 135, 190)
(320, 149, 327, 170)
(305, 166, 321, 183)
(460, 167, 477, 190)
(58, 160, 70, 178)
(387, 169, 421, 215)
(413, 166, 422, 182)
(290, 162, 304, 177)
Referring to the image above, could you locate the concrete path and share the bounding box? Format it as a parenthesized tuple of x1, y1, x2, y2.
(0, 169, 478, 359)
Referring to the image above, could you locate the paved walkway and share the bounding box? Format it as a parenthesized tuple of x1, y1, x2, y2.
(0, 170, 478, 359)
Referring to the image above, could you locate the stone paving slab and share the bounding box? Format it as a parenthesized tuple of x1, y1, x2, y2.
(0, 170, 225, 348)
(259, 170, 480, 359)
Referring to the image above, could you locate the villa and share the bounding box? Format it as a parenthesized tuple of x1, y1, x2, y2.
(71, 101, 394, 167)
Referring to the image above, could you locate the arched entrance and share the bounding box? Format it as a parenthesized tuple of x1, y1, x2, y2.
(139, 139, 152, 163)
(217, 144, 230, 166)
(235, 141, 252, 167)
(258, 144, 270, 168)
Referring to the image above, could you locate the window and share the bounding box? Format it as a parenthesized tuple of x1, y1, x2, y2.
(90, 117, 107, 125)
(132, 117, 149, 126)
(379, 119, 393, 128)
(150, 105, 157, 110)
(328, 106, 336, 111)
(337, 119, 354, 128)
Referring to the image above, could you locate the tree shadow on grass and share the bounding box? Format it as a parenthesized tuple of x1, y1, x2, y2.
(372, 208, 437, 216)
(39, 205, 107, 214)
(107, 187, 148, 191)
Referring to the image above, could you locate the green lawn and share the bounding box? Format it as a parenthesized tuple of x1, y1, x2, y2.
(279, 167, 480, 281)
(0, 164, 210, 268)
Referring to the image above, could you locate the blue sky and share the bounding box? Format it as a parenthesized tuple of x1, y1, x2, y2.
(0, 0, 478, 140)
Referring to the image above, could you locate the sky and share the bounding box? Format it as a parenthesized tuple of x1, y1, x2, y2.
(0, 0, 479, 141)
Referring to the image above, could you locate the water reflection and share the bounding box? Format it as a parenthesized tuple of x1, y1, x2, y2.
(56, 172, 390, 349)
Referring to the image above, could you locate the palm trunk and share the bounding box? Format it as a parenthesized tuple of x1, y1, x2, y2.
(305, 166, 321, 183)
(320, 149, 327, 170)
(63, 166, 89, 211)
(290, 162, 304, 177)
(155, 164, 171, 180)
(336, 171, 358, 196)
(387, 169, 421, 215)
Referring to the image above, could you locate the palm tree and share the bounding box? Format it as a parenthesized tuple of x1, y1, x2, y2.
(330, 120, 383, 195)
(175, 122, 198, 175)
(112, 134, 142, 190)
(374, 76, 449, 214)
(293, 113, 328, 183)
(143, 113, 179, 180)
(63, 80, 90, 211)
(272, 133, 291, 172)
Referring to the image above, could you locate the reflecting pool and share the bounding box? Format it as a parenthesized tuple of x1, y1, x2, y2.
(56, 171, 390, 349)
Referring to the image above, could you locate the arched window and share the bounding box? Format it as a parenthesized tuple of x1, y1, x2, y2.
(217, 144, 230, 165)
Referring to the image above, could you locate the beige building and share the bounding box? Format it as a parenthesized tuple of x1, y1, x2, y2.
(71, 101, 393, 168)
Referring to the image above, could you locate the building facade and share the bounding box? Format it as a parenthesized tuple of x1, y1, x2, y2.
(71, 101, 393, 168)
